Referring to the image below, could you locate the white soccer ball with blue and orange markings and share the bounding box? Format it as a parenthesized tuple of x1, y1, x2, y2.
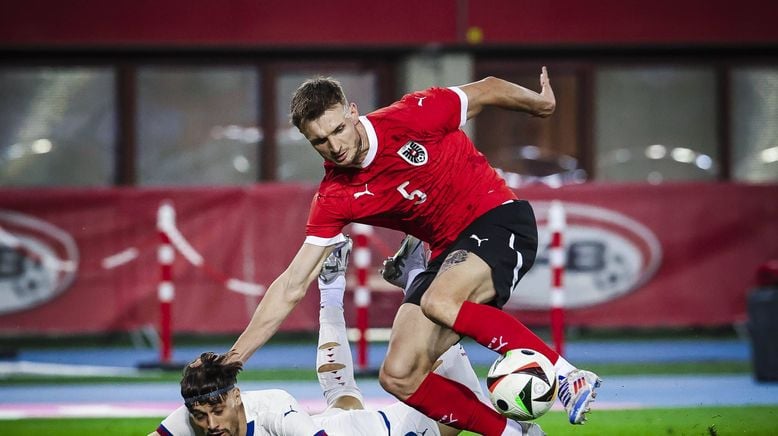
(486, 348, 557, 420)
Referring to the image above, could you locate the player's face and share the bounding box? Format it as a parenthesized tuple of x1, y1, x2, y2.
(189, 390, 243, 436)
(302, 102, 366, 168)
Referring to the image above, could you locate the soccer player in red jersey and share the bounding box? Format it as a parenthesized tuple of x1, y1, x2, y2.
(228, 67, 600, 435)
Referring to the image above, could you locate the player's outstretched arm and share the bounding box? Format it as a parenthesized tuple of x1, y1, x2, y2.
(459, 66, 555, 120)
(228, 242, 330, 363)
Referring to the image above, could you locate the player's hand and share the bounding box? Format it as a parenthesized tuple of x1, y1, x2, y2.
(221, 349, 242, 364)
(537, 66, 556, 117)
(187, 350, 241, 369)
(187, 354, 207, 368)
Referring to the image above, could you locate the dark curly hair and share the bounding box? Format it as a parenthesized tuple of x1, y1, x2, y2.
(290, 77, 347, 129)
(181, 352, 243, 411)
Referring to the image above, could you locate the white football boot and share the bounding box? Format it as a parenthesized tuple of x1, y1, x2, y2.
(380, 235, 427, 289)
(319, 237, 352, 284)
(557, 369, 602, 424)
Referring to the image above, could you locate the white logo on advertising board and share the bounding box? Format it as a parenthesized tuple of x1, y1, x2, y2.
(0, 211, 79, 315)
(506, 202, 662, 309)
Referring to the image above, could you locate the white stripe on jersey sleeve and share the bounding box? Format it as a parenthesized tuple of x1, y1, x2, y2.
(158, 405, 196, 435)
(448, 86, 468, 128)
(304, 233, 347, 247)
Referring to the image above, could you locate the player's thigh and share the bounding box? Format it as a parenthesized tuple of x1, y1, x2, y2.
(421, 252, 496, 325)
(424, 200, 538, 316)
(383, 303, 461, 380)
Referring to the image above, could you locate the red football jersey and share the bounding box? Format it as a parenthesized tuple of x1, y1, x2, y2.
(305, 86, 517, 258)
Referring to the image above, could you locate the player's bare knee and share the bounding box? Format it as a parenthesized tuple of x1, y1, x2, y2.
(379, 360, 420, 400)
(419, 291, 459, 327)
(379, 365, 408, 399)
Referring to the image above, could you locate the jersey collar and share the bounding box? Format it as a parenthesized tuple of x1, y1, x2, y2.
(358, 115, 378, 168)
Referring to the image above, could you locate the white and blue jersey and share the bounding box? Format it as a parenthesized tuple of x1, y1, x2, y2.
(156, 343, 484, 435)
(156, 388, 440, 436)
(156, 389, 324, 436)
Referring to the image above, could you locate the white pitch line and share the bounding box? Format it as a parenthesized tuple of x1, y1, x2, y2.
(0, 361, 140, 377)
(0, 403, 181, 419)
(0, 399, 646, 420)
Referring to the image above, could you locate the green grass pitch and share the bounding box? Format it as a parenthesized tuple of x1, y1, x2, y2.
(0, 406, 776, 435)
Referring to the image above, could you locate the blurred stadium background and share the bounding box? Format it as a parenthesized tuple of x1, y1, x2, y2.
(1, 0, 777, 434)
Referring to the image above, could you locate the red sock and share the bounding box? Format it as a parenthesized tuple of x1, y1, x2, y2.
(453, 301, 559, 363)
(406, 372, 507, 436)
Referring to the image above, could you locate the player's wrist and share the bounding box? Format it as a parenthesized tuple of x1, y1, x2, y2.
(222, 348, 244, 364)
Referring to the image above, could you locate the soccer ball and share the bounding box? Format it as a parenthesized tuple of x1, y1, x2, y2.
(486, 348, 557, 420)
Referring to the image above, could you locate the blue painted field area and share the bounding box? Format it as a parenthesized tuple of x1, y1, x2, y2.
(8, 337, 752, 370)
(0, 338, 776, 418)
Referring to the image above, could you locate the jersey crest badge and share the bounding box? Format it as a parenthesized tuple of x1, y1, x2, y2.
(397, 141, 428, 166)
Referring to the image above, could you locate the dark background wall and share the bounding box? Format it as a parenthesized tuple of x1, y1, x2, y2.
(2, 0, 777, 48)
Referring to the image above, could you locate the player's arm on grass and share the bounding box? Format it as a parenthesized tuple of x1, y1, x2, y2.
(459, 66, 555, 120)
(228, 242, 331, 363)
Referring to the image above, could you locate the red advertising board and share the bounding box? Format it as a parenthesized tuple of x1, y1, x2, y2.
(0, 182, 776, 335)
(1, 0, 776, 47)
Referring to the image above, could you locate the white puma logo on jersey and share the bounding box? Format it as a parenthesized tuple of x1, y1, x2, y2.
(416, 96, 427, 106)
(470, 234, 488, 247)
(488, 335, 509, 352)
(353, 184, 375, 199)
(439, 414, 458, 425)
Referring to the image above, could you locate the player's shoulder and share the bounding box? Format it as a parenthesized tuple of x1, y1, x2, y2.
(406, 86, 460, 111)
(242, 389, 295, 405)
(157, 404, 194, 436)
(242, 389, 302, 414)
(370, 87, 455, 118)
(400, 86, 455, 103)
